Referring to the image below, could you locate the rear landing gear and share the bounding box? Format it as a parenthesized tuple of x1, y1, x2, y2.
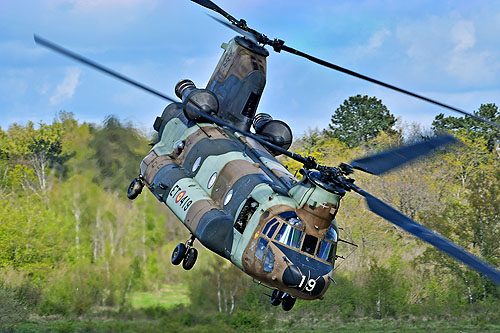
(270, 289, 296, 311)
(171, 243, 187, 265)
(171, 235, 198, 270)
(182, 247, 198, 270)
(127, 176, 144, 200)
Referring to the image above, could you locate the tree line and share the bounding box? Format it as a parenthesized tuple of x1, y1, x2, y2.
(0, 98, 499, 329)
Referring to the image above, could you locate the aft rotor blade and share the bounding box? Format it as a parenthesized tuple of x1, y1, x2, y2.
(34, 35, 310, 166)
(350, 134, 457, 175)
(191, 0, 239, 25)
(279, 44, 500, 129)
(208, 14, 258, 44)
(34, 35, 177, 104)
(352, 186, 500, 285)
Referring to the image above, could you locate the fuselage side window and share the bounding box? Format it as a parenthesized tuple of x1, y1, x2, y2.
(234, 198, 259, 233)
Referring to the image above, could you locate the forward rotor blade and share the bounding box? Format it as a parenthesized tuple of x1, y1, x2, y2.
(33, 35, 177, 104)
(350, 134, 457, 175)
(353, 187, 500, 285)
(279, 44, 500, 129)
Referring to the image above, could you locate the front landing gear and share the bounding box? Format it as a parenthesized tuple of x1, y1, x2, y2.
(281, 294, 296, 311)
(270, 289, 296, 311)
(270, 289, 284, 306)
(171, 235, 198, 270)
(127, 176, 144, 200)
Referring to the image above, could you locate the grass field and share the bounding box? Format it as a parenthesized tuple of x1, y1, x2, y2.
(5, 285, 500, 332)
(7, 318, 500, 332)
(127, 285, 190, 309)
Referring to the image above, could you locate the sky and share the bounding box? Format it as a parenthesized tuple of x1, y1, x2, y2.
(1, 0, 500, 137)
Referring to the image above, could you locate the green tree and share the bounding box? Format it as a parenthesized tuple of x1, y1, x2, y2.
(90, 116, 149, 191)
(432, 103, 500, 151)
(2, 119, 72, 194)
(362, 257, 410, 318)
(326, 94, 396, 148)
(422, 142, 500, 303)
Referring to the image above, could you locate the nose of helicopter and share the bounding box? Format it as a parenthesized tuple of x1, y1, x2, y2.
(273, 242, 331, 297)
(282, 264, 327, 297)
(282, 264, 302, 286)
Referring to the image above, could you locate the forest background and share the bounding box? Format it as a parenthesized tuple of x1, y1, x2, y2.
(0, 96, 499, 331)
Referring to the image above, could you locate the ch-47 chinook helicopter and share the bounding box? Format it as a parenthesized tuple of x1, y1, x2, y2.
(35, 0, 500, 311)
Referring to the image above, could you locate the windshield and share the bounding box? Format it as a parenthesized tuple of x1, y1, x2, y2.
(275, 223, 303, 249)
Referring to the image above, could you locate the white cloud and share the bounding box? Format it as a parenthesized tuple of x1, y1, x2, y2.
(49, 67, 81, 105)
(0, 41, 47, 60)
(70, 0, 157, 13)
(395, 15, 500, 87)
(446, 49, 498, 83)
(38, 82, 50, 95)
(366, 28, 391, 51)
(451, 20, 475, 51)
(352, 28, 391, 58)
(45, 0, 158, 14)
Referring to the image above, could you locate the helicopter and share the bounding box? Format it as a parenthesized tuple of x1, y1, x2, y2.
(34, 0, 500, 311)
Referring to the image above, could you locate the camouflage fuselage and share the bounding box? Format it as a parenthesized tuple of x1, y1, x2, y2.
(141, 36, 342, 300)
(141, 103, 341, 300)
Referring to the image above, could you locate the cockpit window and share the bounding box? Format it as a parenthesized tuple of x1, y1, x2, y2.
(278, 211, 296, 219)
(255, 238, 268, 261)
(287, 216, 302, 227)
(317, 241, 335, 262)
(326, 226, 338, 242)
(301, 234, 318, 255)
(262, 219, 279, 238)
(262, 219, 276, 235)
(316, 226, 338, 263)
(279, 212, 303, 228)
(264, 248, 274, 272)
(267, 222, 279, 238)
(275, 224, 303, 249)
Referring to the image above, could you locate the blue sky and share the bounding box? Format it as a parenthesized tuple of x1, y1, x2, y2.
(1, 0, 500, 136)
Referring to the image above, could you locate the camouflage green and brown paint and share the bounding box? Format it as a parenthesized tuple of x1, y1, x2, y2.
(141, 37, 342, 300)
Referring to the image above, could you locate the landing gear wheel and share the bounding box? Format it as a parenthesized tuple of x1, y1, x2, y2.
(270, 289, 284, 306)
(127, 178, 143, 200)
(281, 294, 296, 311)
(182, 248, 198, 270)
(171, 243, 187, 265)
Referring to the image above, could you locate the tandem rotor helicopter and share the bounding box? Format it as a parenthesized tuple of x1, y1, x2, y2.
(35, 0, 500, 311)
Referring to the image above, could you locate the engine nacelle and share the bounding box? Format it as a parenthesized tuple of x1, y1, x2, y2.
(175, 79, 219, 121)
(253, 113, 293, 154)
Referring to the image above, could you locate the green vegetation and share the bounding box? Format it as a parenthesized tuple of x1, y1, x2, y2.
(128, 285, 190, 309)
(0, 97, 499, 331)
